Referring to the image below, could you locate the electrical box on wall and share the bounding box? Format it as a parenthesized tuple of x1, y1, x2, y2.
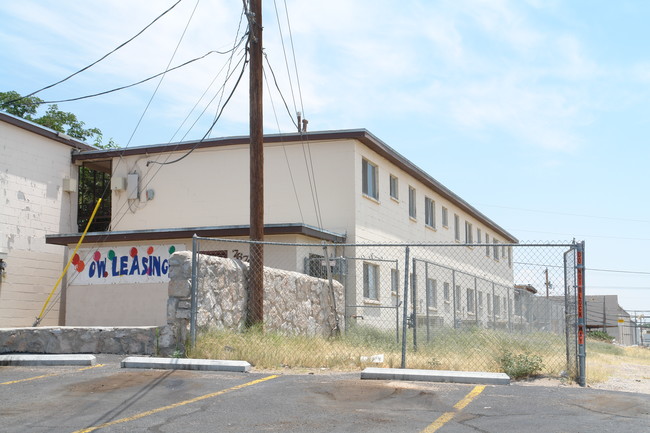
(111, 177, 126, 191)
(62, 178, 77, 193)
(127, 173, 139, 199)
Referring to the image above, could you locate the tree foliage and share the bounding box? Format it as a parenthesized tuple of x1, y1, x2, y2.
(0, 90, 116, 148)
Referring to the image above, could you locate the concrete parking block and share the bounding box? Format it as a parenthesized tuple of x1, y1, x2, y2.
(121, 356, 251, 372)
(361, 367, 510, 385)
(0, 354, 96, 366)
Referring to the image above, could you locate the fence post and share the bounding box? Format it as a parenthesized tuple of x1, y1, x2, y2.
(474, 277, 479, 327)
(452, 270, 457, 329)
(491, 282, 496, 328)
(322, 244, 340, 336)
(425, 262, 430, 343)
(401, 246, 410, 369)
(412, 257, 418, 352)
(190, 234, 198, 348)
(507, 287, 512, 331)
(576, 241, 587, 387)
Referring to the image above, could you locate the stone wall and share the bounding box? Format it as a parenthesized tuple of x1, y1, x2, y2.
(166, 251, 344, 350)
(0, 326, 159, 354)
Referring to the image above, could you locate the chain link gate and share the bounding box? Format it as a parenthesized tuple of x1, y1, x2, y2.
(185, 237, 585, 383)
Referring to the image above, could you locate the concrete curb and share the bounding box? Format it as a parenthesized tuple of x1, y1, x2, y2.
(361, 367, 510, 385)
(121, 356, 251, 372)
(0, 354, 97, 366)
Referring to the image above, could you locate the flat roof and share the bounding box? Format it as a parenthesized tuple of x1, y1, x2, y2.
(45, 223, 346, 246)
(71, 129, 517, 243)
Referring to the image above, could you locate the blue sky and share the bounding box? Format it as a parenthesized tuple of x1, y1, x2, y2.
(1, 0, 649, 313)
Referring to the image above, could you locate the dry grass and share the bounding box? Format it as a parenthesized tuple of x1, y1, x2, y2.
(586, 338, 650, 384)
(189, 325, 567, 376)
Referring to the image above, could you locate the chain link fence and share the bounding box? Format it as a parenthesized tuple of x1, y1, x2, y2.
(186, 237, 582, 381)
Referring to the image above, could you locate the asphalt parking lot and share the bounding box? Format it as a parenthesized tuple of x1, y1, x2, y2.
(1, 354, 648, 433)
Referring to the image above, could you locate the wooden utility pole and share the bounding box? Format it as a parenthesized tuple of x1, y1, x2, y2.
(248, 0, 264, 326)
(544, 268, 549, 298)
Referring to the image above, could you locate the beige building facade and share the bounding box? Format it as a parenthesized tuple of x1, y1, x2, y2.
(44, 129, 517, 328)
(0, 113, 93, 327)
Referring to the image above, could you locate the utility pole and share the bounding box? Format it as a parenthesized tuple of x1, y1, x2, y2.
(248, 0, 264, 327)
(544, 268, 549, 298)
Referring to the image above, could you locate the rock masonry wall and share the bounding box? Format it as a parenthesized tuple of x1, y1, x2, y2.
(166, 251, 344, 353)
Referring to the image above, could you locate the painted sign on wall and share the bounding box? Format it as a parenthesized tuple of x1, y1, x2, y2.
(68, 245, 184, 285)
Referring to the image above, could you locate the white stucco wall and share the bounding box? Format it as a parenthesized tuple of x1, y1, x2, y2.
(63, 240, 187, 326)
(109, 139, 357, 237)
(0, 122, 78, 327)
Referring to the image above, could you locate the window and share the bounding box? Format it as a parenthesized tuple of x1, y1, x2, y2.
(391, 268, 399, 294)
(494, 294, 501, 316)
(306, 254, 326, 278)
(389, 175, 398, 200)
(465, 221, 473, 244)
(485, 234, 490, 257)
(477, 228, 482, 246)
(502, 245, 506, 259)
(478, 292, 483, 309)
(443, 282, 450, 302)
(363, 263, 379, 300)
(425, 197, 435, 228)
(426, 278, 437, 308)
(493, 239, 500, 261)
(408, 186, 416, 219)
(467, 288, 475, 314)
(508, 246, 512, 268)
(487, 294, 492, 315)
(441, 207, 449, 227)
(454, 214, 460, 241)
(455, 285, 461, 312)
(503, 297, 508, 315)
(362, 159, 378, 200)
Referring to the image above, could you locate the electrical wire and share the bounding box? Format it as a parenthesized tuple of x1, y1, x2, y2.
(126, 0, 201, 147)
(209, 7, 248, 138)
(36, 3, 252, 322)
(263, 53, 299, 130)
(263, 64, 304, 222)
(513, 261, 650, 275)
(146, 50, 248, 167)
(2, 1, 184, 105)
(272, 0, 298, 121)
(40, 51, 223, 104)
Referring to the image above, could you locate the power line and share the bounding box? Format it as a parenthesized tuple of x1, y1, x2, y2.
(263, 66, 304, 223)
(513, 261, 650, 276)
(1, 1, 183, 106)
(126, 0, 201, 147)
(40, 51, 224, 104)
(478, 203, 650, 224)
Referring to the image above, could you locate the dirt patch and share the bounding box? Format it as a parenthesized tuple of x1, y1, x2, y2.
(67, 370, 195, 394)
(588, 363, 650, 395)
(307, 379, 450, 412)
(515, 362, 650, 395)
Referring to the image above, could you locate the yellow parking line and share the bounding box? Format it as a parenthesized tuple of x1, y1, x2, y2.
(71, 374, 280, 433)
(421, 385, 486, 433)
(0, 364, 105, 386)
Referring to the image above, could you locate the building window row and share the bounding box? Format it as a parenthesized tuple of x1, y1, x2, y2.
(362, 158, 512, 266)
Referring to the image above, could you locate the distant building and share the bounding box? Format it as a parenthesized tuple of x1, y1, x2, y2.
(585, 295, 637, 346)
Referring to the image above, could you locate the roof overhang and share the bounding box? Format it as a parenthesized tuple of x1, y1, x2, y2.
(1, 111, 95, 151)
(71, 128, 518, 243)
(45, 223, 346, 246)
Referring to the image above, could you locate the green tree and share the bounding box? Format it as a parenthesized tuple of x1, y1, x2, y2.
(0, 90, 116, 148)
(0, 90, 43, 119)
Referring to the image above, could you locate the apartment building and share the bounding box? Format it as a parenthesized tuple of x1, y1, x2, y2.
(44, 129, 517, 327)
